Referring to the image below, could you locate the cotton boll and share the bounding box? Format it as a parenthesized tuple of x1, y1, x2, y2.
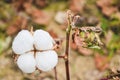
(36, 50, 58, 71)
(34, 30, 55, 50)
(12, 30, 34, 54)
(17, 52, 36, 73)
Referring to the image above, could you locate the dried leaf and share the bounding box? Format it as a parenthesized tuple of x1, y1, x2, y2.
(24, 3, 51, 25)
(71, 41, 77, 50)
(35, 0, 48, 8)
(95, 54, 109, 71)
(78, 47, 93, 56)
(6, 25, 20, 36)
(72, 30, 93, 55)
(102, 7, 118, 17)
(96, 0, 113, 8)
(23, 2, 33, 14)
(54, 38, 63, 51)
(96, 0, 118, 17)
(12, 0, 24, 11)
(6, 17, 27, 35)
(74, 32, 86, 47)
(48, 30, 58, 38)
(87, 16, 99, 26)
(70, 0, 86, 13)
(32, 10, 51, 25)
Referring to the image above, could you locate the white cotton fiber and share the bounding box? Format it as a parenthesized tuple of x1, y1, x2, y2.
(36, 50, 58, 71)
(33, 30, 55, 50)
(17, 52, 36, 73)
(12, 30, 34, 54)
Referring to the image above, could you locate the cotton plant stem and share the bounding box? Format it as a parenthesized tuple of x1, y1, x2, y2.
(64, 10, 72, 80)
(65, 27, 71, 80)
(54, 67, 58, 80)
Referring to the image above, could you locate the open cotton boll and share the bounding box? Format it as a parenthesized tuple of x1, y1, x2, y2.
(34, 30, 55, 50)
(36, 50, 58, 71)
(12, 30, 34, 54)
(17, 52, 36, 73)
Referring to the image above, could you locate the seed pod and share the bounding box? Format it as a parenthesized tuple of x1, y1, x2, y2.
(34, 30, 55, 50)
(36, 50, 58, 71)
(17, 52, 36, 73)
(12, 30, 34, 54)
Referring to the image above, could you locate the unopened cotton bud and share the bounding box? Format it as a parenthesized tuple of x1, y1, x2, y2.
(17, 52, 36, 73)
(34, 30, 55, 50)
(12, 30, 34, 54)
(36, 50, 58, 71)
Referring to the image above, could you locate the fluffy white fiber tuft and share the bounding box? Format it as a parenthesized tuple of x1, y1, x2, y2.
(33, 30, 55, 50)
(17, 52, 36, 73)
(36, 50, 58, 71)
(12, 29, 58, 73)
(12, 30, 34, 54)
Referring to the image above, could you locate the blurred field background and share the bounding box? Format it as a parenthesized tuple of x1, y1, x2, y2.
(0, 0, 120, 80)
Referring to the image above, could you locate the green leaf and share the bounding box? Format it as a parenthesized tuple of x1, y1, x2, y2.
(89, 45, 101, 49)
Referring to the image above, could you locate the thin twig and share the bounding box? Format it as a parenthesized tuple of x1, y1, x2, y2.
(64, 10, 72, 80)
(54, 67, 58, 80)
(107, 73, 120, 79)
(100, 73, 120, 80)
(58, 56, 65, 59)
(65, 30, 71, 80)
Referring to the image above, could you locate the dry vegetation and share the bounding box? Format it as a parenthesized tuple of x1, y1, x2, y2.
(0, 0, 120, 80)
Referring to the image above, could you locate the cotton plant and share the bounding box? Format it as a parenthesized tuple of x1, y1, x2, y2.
(12, 10, 103, 80)
(12, 29, 58, 73)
